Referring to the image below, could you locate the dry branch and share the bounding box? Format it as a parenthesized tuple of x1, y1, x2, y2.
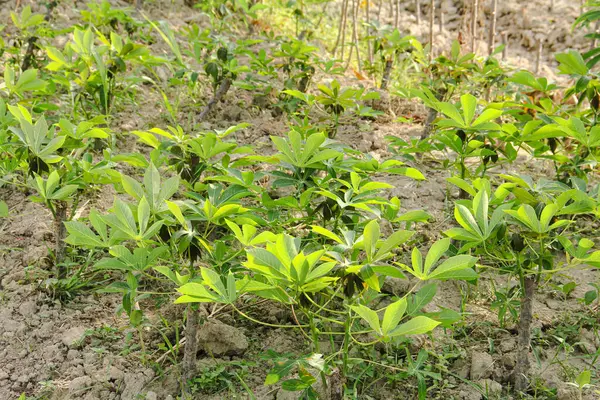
(471, 0, 478, 53)
(429, 0, 435, 60)
(488, 0, 498, 55)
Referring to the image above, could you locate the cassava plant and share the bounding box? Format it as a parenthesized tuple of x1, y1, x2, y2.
(6, 104, 113, 276)
(445, 177, 600, 392)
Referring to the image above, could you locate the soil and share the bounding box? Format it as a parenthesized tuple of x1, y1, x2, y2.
(0, 0, 598, 399)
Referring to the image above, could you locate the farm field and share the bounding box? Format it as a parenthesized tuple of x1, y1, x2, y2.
(0, 0, 599, 399)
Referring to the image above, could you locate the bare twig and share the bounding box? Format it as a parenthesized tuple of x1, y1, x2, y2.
(535, 39, 543, 74)
(354, 0, 362, 71)
(366, 0, 373, 65)
(332, 0, 348, 57)
(395, 0, 400, 29)
(429, 0, 435, 60)
(471, 0, 478, 54)
(488, 0, 498, 55)
(346, 0, 362, 72)
(502, 32, 508, 60)
(341, 0, 349, 61)
(439, 0, 443, 33)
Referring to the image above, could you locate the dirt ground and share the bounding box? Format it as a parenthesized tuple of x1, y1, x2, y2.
(0, 0, 598, 399)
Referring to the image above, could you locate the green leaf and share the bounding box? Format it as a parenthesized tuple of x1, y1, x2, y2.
(382, 298, 407, 335)
(460, 94, 477, 125)
(411, 247, 423, 278)
(122, 175, 144, 200)
(363, 220, 380, 261)
(473, 189, 489, 235)
(176, 283, 218, 303)
(166, 200, 186, 226)
(447, 177, 477, 197)
(408, 283, 437, 315)
(64, 220, 107, 248)
(576, 370, 591, 388)
(424, 239, 451, 274)
(438, 102, 464, 126)
(455, 204, 482, 237)
(130, 309, 143, 327)
(389, 316, 440, 337)
(351, 304, 381, 335)
(0, 201, 8, 218)
(311, 225, 344, 244)
(50, 185, 79, 200)
(427, 255, 478, 281)
(556, 50, 589, 76)
(249, 248, 285, 270)
(375, 230, 414, 261)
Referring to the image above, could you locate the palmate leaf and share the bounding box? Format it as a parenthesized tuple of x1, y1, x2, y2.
(175, 283, 220, 303)
(8, 107, 65, 164)
(398, 240, 478, 281)
(353, 301, 441, 339)
(103, 198, 163, 242)
(504, 204, 542, 233)
(455, 204, 483, 238)
(64, 220, 108, 248)
(374, 229, 414, 261)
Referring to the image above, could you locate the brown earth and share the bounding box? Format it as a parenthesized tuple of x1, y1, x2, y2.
(0, 0, 598, 399)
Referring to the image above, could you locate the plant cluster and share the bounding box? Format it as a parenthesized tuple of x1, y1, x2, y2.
(2, 1, 600, 399)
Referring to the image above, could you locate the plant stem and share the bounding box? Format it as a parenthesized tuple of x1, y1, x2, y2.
(380, 58, 394, 89)
(138, 325, 147, 365)
(514, 275, 536, 392)
(182, 304, 199, 398)
(198, 77, 232, 121)
(233, 304, 309, 328)
(342, 308, 351, 377)
(308, 311, 320, 352)
(54, 201, 67, 278)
